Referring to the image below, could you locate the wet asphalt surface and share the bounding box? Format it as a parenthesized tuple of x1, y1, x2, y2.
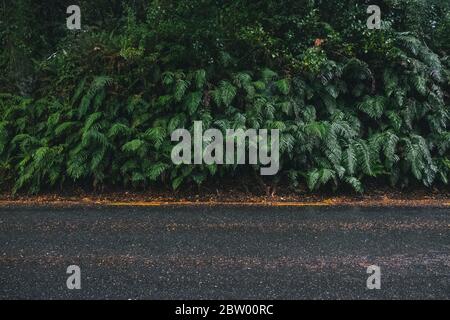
(0, 205, 449, 300)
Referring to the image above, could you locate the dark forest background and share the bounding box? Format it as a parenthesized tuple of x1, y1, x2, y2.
(0, 0, 449, 194)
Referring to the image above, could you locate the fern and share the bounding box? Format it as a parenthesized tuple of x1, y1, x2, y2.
(275, 79, 290, 95)
(78, 76, 113, 118)
(194, 69, 207, 89)
(108, 123, 131, 138)
(122, 139, 145, 153)
(147, 163, 169, 181)
(1, 8, 449, 195)
(174, 79, 190, 102)
(144, 127, 166, 149)
(343, 144, 357, 176)
(185, 92, 202, 115)
(353, 140, 375, 177)
(307, 168, 336, 190)
(217, 81, 237, 107)
(357, 96, 385, 119)
(345, 177, 363, 193)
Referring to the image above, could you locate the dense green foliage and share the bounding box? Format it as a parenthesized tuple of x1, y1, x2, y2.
(1, 0, 449, 193)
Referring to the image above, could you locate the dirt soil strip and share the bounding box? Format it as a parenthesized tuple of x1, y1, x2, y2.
(0, 198, 448, 207)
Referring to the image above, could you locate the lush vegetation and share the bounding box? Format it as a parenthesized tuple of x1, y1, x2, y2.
(0, 0, 449, 194)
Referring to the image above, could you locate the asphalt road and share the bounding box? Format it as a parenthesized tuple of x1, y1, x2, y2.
(0, 205, 449, 300)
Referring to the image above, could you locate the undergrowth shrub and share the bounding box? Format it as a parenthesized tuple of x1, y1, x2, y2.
(0, 0, 448, 194)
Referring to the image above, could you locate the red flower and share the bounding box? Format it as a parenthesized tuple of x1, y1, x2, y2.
(314, 38, 324, 47)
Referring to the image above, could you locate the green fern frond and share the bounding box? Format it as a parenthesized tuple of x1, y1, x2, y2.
(357, 96, 385, 119)
(144, 127, 166, 149)
(194, 69, 207, 89)
(108, 123, 131, 138)
(275, 79, 290, 95)
(353, 140, 375, 176)
(345, 177, 363, 193)
(174, 79, 191, 102)
(219, 81, 237, 107)
(147, 163, 169, 181)
(122, 139, 145, 152)
(185, 91, 203, 115)
(261, 69, 278, 82)
(344, 144, 357, 176)
(162, 72, 175, 87)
